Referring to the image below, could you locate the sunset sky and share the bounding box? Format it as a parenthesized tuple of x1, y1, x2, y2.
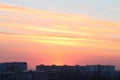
(0, 0, 120, 69)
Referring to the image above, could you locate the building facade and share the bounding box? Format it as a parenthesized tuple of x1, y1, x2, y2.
(0, 62, 27, 72)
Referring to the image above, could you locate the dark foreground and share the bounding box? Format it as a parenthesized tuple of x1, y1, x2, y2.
(0, 70, 120, 80)
(0, 62, 120, 80)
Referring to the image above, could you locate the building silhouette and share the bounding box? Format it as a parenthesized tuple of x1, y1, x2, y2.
(0, 62, 119, 80)
(0, 62, 27, 72)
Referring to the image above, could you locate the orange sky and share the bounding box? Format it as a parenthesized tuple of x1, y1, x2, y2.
(0, 3, 120, 69)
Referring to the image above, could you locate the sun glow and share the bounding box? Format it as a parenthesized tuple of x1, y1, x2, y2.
(0, 3, 120, 69)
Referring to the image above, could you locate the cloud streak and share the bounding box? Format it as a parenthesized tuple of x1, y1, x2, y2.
(0, 3, 120, 46)
(0, 3, 120, 68)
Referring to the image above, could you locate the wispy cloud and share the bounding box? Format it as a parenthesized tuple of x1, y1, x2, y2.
(0, 3, 120, 50)
(107, 7, 120, 12)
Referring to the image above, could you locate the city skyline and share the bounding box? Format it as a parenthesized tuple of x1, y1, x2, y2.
(0, 1, 120, 69)
(0, 61, 117, 71)
(0, 62, 118, 80)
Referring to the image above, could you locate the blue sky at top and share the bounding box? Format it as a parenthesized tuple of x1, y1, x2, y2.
(0, 0, 120, 21)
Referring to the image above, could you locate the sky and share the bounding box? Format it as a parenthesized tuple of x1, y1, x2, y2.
(0, 0, 120, 69)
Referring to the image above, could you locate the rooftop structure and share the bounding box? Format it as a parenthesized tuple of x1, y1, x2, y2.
(36, 64, 115, 72)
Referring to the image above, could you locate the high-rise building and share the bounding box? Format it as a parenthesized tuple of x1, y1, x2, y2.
(86, 65, 115, 72)
(0, 62, 27, 72)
